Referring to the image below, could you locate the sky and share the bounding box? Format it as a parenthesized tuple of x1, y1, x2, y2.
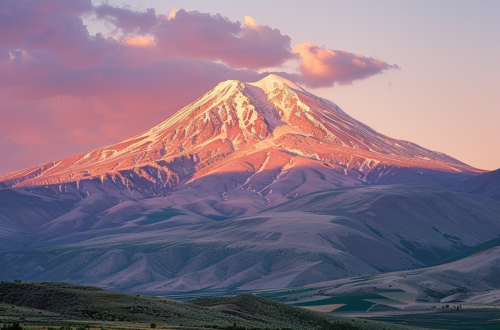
(0, 0, 499, 174)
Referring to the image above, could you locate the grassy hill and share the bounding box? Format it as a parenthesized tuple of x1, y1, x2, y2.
(0, 282, 420, 330)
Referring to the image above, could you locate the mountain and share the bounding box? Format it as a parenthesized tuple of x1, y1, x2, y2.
(453, 168, 500, 201)
(0, 74, 498, 295)
(0, 74, 480, 193)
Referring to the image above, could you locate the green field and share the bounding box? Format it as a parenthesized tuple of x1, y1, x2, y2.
(367, 309, 500, 329)
(292, 294, 405, 312)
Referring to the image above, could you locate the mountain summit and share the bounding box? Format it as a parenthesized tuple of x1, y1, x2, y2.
(0, 74, 479, 197)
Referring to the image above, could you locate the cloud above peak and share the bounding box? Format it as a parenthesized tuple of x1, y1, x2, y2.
(293, 42, 399, 88)
(150, 10, 295, 70)
(89, 6, 398, 83)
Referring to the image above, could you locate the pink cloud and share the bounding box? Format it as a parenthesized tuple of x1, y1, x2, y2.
(152, 10, 294, 69)
(122, 36, 155, 47)
(293, 42, 399, 88)
(92, 6, 295, 70)
(0, 0, 92, 49)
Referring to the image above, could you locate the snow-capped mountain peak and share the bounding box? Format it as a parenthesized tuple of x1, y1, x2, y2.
(0, 74, 481, 192)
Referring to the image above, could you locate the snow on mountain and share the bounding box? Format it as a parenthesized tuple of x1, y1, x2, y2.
(0, 74, 481, 196)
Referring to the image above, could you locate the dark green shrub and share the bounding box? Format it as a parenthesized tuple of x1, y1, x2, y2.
(1, 323, 23, 330)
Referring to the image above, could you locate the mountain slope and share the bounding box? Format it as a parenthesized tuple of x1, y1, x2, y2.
(301, 245, 500, 305)
(1, 184, 499, 294)
(453, 168, 500, 201)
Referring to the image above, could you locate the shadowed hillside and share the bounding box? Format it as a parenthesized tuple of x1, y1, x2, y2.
(453, 168, 500, 201)
(1, 184, 499, 294)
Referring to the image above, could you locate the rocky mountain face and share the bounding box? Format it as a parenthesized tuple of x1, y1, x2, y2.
(0, 74, 498, 294)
